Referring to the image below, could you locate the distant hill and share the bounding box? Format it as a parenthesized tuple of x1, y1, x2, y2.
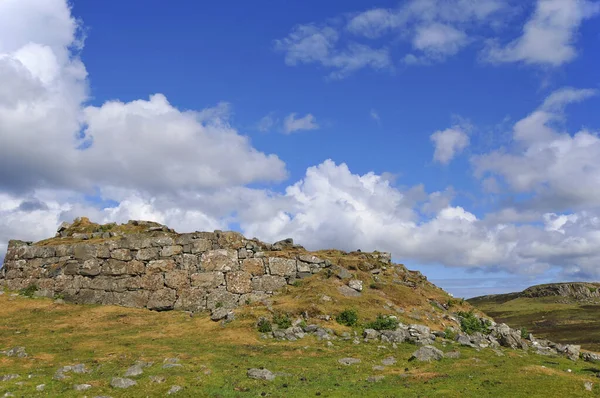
(469, 282, 600, 351)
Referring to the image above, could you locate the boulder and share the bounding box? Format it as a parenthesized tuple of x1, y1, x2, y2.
(410, 346, 444, 362)
(247, 368, 276, 381)
(110, 377, 137, 389)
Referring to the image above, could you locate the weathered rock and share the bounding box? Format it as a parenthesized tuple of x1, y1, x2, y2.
(2, 347, 27, 358)
(191, 272, 224, 289)
(210, 308, 234, 321)
(268, 258, 297, 277)
(0, 374, 19, 382)
(348, 279, 363, 292)
(251, 275, 287, 292)
(338, 358, 361, 366)
(147, 288, 177, 311)
(247, 368, 276, 381)
(74, 384, 92, 391)
(334, 266, 352, 280)
(168, 385, 183, 394)
(381, 356, 396, 366)
(582, 352, 600, 363)
(241, 259, 265, 276)
(226, 271, 252, 294)
(367, 375, 385, 382)
(201, 250, 238, 272)
(410, 346, 444, 362)
(110, 377, 137, 389)
(338, 285, 361, 297)
(150, 375, 166, 383)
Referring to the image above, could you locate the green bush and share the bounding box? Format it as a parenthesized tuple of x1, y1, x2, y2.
(457, 311, 491, 335)
(273, 312, 292, 329)
(336, 309, 359, 327)
(19, 284, 38, 298)
(257, 318, 273, 333)
(365, 314, 399, 331)
(444, 327, 457, 340)
(520, 327, 529, 339)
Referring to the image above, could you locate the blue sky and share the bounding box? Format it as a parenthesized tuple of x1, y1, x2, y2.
(1, 0, 600, 297)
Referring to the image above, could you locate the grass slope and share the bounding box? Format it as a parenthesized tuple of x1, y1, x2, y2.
(469, 294, 600, 352)
(1, 287, 599, 397)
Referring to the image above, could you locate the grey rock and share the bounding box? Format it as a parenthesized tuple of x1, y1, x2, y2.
(444, 351, 461, 359)
(124, 364, 144, 377)
(348, 279, 363, 292)
(2, 347, 27, 358)
(247, 368, 276, 381)
(74, 384, 92, 391)
(363, 329, 380, 340)
(210, 308, 234, 321)
(372, 365, 386, 371)
(110, 377, 137, 389)
(168, 385, 183, 394)
(36, 384, 45, 391)
(338, 358, 361, 366)
(582, 352, 600, 363)
(381, 356, 396, 366)
(338, 285, 361, 297)
(562, 344, 581, 361)
(457, 335, 476, 347)
(367, 375, 385, 382)
(334, 266, 352, 280)
(410, 346, 444, 362)
(0, 374, 19, 382)
(150, 375, 166, 383)
(380, 329, 408, 343)
(585, 382, 593, 391)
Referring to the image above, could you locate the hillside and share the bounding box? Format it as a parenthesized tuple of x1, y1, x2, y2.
(1, 219, 600, 397)
(469, 283, 600, 351)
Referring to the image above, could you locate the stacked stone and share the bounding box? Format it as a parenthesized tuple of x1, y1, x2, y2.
(0, 230, 359, 313)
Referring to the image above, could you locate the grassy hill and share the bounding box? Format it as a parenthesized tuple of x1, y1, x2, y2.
(2, 274, 599, 397)
(469, 283, 600, 352)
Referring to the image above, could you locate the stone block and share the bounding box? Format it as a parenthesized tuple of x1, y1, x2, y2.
(164, 270, 190, 290)
(147, 288, 177, 311)
(241, 258, 265, 276)
(268, 257, 297, 277)
(201, 250, 238, 272)
(226, 271, 252, 294)
(191, 272, 225, 289)
(251, 275, 287, 292)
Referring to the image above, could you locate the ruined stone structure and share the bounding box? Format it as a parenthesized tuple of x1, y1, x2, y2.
(0, 220, 391, 313)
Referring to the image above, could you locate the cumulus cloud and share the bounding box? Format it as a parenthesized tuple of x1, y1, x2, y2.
(473, 87, 600, 212)
(0, 0, 286, 197)
(484, 0, 600, 66)
(283, 113, 319, 134)
(430, 126, 470, 164)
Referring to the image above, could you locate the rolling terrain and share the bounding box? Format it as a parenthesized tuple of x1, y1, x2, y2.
(469, 283, 600, 351)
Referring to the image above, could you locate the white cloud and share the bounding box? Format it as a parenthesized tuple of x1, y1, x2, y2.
(473, 88, 600, 211)
(484, 0, 600, 66)
(283, 113, 319, 134)
(413, 23, 469, 58)
(0, 0, 287, 197)
(275, 24, 392, 79)
(431, 126, 470, 164)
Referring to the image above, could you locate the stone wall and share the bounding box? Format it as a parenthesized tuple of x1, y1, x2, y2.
(0, 229, 390, 313)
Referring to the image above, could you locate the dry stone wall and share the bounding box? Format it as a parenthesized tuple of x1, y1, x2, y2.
(0, 229, 390, 313)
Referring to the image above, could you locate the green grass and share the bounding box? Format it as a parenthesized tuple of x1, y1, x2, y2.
(1, 295, 598, 397)
(469, 296, 600, 351)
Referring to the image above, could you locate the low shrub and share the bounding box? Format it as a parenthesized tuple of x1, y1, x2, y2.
(365, 314, 398, 331)
(273, 312, 292, 329)
(444, 327, 457, 340)
(336, 309, 359, 327)
(520, 327, 529, 339)
(19, 284, 38, 298)
(457, 311, 491, 334)
(257, 318, 273, 333)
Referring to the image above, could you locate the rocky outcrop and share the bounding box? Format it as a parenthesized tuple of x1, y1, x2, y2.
(0, 220, 392, 317)
(470, 282, 600, 304)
